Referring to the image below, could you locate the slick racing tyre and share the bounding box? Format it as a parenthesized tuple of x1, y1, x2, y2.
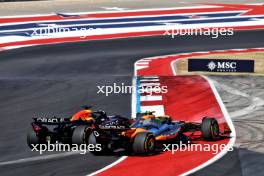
(88, 132, 109, 155)
(72, 125, 90, 145)
(133, 132, 155, 155)
(27, 127, 40, 149)
(201, 117, 220, 141)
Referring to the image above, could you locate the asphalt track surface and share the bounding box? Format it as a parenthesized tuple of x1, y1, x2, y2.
(0, 30, 264, 176)
(1, 0, 263, 16)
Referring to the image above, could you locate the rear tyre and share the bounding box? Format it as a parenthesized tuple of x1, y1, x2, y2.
(27, 127, 40, 149)
(201, 118, 219, 141)
(88, 132, 108, 155)
(133, 132, 155, 155)
(72, 126, 89, 145)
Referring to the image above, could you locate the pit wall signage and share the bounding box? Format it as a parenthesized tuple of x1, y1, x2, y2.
(188, 59, 255, 73)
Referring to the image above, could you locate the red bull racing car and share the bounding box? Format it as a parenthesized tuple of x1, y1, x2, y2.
(27, 106, 113, 148)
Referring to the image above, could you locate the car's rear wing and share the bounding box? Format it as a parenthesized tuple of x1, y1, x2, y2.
(33, 117, 72, 124)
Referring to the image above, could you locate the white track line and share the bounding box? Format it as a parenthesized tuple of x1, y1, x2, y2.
(140, 82, 161, 86)
(140, 95, 162, 101)
(0, 152, 79, 166)
(140, 79, 160, 82)
(87, 156, 128, 176)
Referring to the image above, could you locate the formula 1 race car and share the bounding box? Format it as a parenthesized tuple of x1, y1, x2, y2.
(27, 106, 118, 148)
(88, 111, 221, 155)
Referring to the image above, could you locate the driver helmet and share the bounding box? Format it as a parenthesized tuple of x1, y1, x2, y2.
(82, 109, 93, 121)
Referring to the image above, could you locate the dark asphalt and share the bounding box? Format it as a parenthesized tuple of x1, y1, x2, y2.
(0, 30, 263, 176)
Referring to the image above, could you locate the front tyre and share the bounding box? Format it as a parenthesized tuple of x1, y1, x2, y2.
(133, 132, 155, 155)
(201, 117, 219, 141)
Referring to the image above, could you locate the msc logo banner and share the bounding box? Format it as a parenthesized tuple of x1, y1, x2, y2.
(188, 59, 254, 73)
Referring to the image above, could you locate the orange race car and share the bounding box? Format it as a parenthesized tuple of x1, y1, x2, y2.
(88, 111, 223, 155)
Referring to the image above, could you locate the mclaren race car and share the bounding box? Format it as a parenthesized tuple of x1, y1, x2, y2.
(88, 111, 222, 155)
(26, 106, 121, 148)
